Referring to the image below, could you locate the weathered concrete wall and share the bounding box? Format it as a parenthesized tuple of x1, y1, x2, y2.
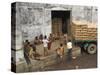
(72, 6, 98, 23)
(13, 2, 97, 63)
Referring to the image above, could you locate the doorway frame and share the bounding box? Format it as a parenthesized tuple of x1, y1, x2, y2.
(51, 9, 72, 36)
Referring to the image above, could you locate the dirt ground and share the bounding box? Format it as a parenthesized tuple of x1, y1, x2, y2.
(43, 52, 97, 71)
(34, 40, 97, 71)
(36, 40, 67, 56)
(16, 39, 97, 73)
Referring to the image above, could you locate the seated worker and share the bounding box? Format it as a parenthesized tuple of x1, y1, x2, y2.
(39, 34, 43, 43)
(34, 36, 39, 45)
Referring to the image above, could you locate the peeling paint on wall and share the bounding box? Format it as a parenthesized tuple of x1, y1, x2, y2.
(13, 2, 97, 62)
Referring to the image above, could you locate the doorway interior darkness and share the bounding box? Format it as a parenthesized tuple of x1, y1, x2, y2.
(51, 11, 70, 34)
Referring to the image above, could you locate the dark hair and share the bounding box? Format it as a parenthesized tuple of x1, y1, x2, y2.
(35, 36, 38, 40)
(27, 42, 30, 45)
(68, 39, 71, 42)
(30, 44, 32, 47)
(60, 43, 63, 47)
(50, 33, 52, 36)
(44, 35, 47, 39)
(40, 34, 43, 36)
(39, 34, 43, 39)
(25, 40, 29, 42)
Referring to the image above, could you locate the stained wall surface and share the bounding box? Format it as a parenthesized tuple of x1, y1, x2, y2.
(12, 2, 97, 63)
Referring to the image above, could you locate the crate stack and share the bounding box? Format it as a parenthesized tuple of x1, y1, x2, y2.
(87, 28, 97, 40)
(72, 21, 97, 41)
(72, 21, 88, 41)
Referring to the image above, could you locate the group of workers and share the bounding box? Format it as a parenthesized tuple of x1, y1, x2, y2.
(23, 33, 72, 66)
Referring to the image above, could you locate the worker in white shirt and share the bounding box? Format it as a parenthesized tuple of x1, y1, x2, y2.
(67, 39, 72, 61)
(42, 35, 49, 56)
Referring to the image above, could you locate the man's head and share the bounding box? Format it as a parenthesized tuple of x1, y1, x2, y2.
(60, 43, 63, 47)
(35, 36, 38, 40)
(68, 39, 71, 42)
(44, 35, 47, 39)
(25, 40, 29, 42)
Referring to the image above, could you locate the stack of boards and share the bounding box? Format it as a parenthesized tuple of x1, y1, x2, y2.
(71, 21, 97, 41)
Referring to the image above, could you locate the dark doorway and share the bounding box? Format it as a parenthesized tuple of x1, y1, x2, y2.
(51, 11, 70, 34)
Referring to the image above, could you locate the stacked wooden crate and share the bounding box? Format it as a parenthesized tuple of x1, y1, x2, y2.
(72, 21, 88, 40)
(87, 28, 97, 40)
(87, 23, 97, 40)
(72, 21, 97, 41)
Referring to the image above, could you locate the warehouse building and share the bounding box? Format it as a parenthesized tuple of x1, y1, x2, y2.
(11, 2, 97, 65)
